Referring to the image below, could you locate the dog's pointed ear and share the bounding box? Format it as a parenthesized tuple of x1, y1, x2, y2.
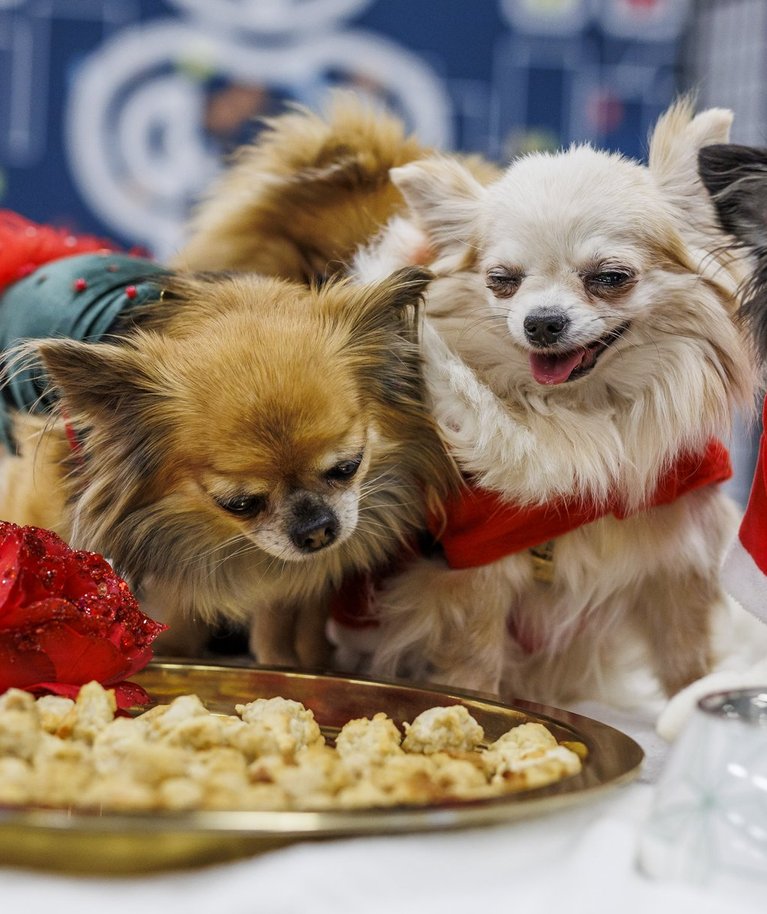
(698, 144, 767, 249)
(648, 98, 734, 241)
(34, 337, 160, 421)
(370, 264, 433, 313)
(391, 158, 486, 265)
(347, 265, 433, 340)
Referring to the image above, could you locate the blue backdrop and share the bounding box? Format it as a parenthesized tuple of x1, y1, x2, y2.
(0, 0, 692, 260)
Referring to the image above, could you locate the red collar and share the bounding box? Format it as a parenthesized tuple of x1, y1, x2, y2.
(63, 414, 82, 455)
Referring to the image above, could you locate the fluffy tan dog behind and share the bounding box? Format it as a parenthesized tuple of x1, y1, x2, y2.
(174, 93, 498, 281)
(0, 265, 455, 664)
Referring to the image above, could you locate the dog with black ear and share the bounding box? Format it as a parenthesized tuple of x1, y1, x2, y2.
(699, 144, 767, 359)
(654, 144, 767, 738)
(699, 143, 767, 624)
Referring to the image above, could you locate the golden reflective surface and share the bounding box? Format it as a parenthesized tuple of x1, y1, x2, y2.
(0, 661, 644, 874)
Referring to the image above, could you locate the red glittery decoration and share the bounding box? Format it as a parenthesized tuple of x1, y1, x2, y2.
(73, 277, 88, 292)
(124, 284, 138, 300)
(0, 210, 117, 293)
(16, 263, 36, 279)
(0, 522, 166, 707)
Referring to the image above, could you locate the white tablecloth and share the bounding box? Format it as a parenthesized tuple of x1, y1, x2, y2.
(1, 704, 762, 914)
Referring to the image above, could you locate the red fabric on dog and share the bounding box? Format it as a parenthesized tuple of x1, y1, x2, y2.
(722, 400, 767, 624)
(431, 439, 732, 569)
(333, 440, 732, 629)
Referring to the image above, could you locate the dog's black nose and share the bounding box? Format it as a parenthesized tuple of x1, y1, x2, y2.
(290, 501, 339, 552)
(523, 310, 570, 347)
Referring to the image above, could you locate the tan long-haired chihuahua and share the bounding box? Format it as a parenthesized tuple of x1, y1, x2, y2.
(0, 265, 455, 665)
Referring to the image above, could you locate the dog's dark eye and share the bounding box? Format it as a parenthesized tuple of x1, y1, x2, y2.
(587, 271, 633, 289)
(485, 270, 523, 298)
(216, 494, 267, 517)
(326, 454, 363, 483)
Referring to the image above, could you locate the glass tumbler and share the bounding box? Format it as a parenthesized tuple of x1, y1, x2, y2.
(638, 687, 767, 892)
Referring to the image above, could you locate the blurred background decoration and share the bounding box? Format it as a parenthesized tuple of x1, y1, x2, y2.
(1, 0, 718, 258)
(0, 0, 764, 499)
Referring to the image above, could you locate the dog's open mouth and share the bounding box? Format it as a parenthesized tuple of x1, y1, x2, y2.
(528, 322, 630, 385)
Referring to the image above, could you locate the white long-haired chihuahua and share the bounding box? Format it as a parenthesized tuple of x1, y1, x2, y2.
(346, 101, 757, 708)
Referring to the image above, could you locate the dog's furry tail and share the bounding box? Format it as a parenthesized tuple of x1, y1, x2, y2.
(174, 92, 430, 282)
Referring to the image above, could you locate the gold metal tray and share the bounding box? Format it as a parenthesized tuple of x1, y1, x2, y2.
(0, 661, 644, 874)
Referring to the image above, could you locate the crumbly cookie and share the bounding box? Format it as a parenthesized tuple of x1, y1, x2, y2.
(0, 684, 583, 811)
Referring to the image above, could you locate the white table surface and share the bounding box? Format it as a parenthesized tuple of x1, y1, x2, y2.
(1, 703, 762, 914)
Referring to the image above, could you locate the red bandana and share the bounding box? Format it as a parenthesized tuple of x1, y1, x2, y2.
(332, 439, 732, 627)
(431, 439, 732, 569)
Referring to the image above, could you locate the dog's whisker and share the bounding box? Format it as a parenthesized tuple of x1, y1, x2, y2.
(358, 493, 422, 511)
(357, 518, 405, 535)
(358, 481, 415, 502)
(455, 314, 509, 344)
(192, 533, 253, 563)
(206, 543, 260, 576)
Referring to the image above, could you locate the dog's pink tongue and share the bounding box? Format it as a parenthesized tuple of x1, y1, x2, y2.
(529, 350, 585, 385)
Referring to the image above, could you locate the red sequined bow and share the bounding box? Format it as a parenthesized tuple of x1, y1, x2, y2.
(0, 522, 166, 707)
